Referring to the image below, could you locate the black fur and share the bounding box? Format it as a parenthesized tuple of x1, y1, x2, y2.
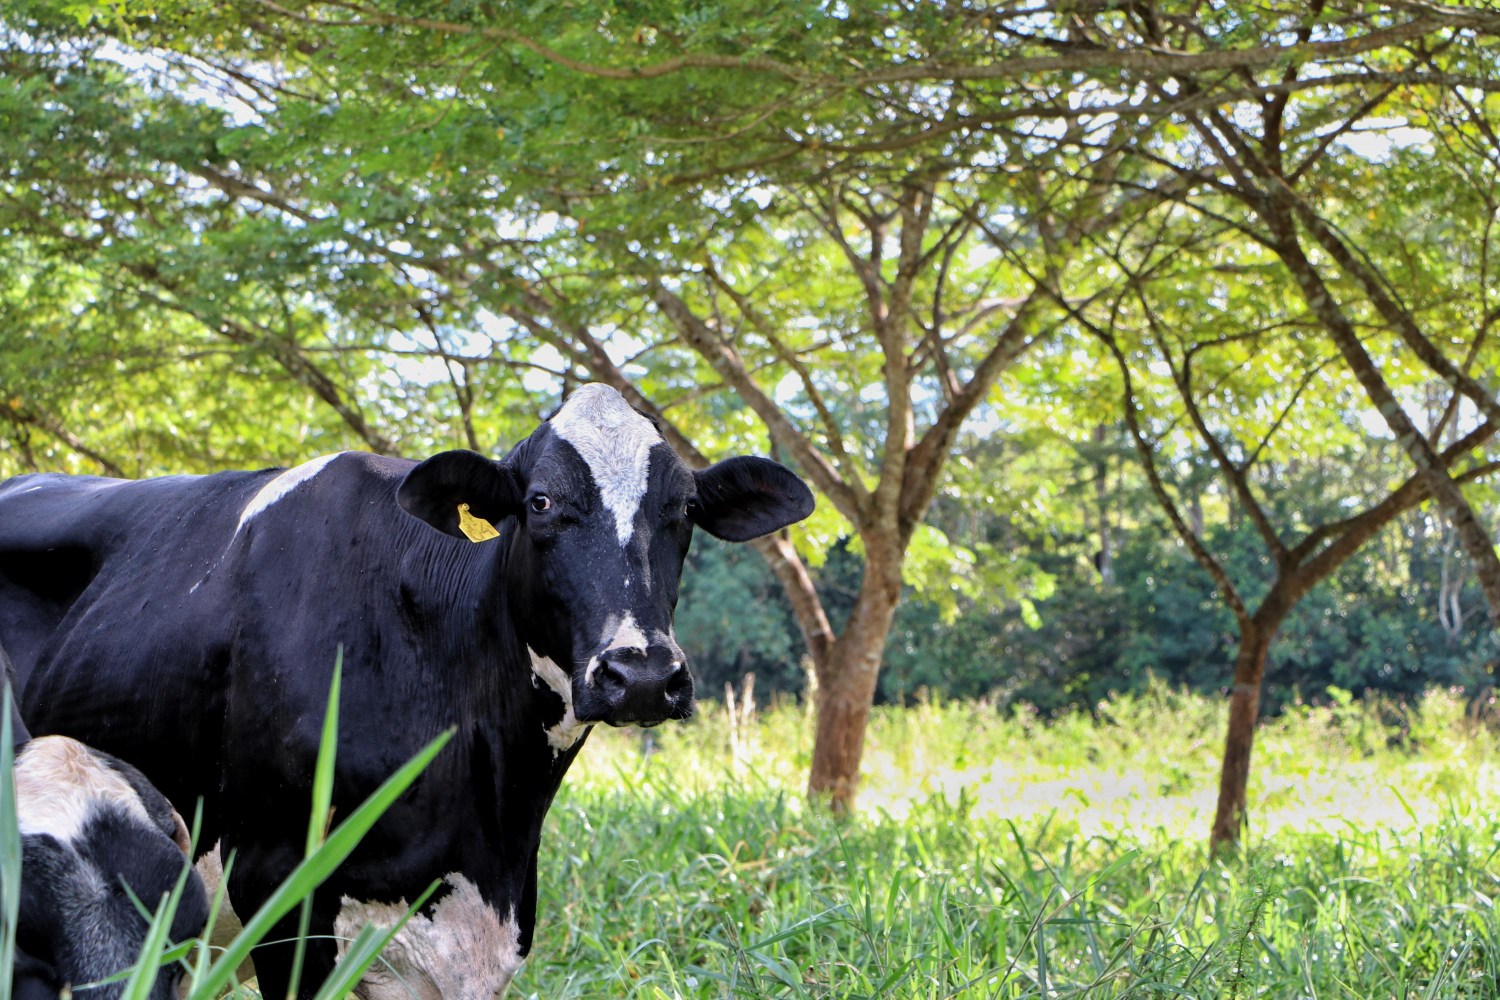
(692, 456, 818, 542)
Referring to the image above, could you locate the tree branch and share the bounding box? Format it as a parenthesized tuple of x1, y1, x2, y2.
(648, 282, 864, 520)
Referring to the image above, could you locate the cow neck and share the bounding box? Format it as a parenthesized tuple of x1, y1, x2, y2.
(397, 517, 580, 781)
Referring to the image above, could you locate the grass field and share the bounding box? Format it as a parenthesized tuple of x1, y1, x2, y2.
(515, 684, 1500, 998)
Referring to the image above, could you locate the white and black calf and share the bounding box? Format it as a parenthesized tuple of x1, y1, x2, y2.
(0, 383, 814, 998)
(10, 733, 208, 1000)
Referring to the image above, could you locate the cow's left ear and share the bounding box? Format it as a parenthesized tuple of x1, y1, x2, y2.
(691, 456, 815, 542)
(397, 450, 523, 539)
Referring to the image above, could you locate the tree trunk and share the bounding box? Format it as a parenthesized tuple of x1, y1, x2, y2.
(1209, 607, 1285, 852)
(1092, 424, 1114, 585)
(1210, 626, 1271, 851)
(750, 533, 834, 667)
(807, 542, 903, 811)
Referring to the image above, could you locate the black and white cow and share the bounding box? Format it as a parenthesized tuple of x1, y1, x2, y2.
(0, 383, 813, 998)
(5, 645, 208, 1000)
(7, 699, 209, 1000)
(11, 736, 209, 1000)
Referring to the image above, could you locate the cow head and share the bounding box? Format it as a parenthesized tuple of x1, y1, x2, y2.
(13, 736, 208, 1000)
(396, 384, 814, 729)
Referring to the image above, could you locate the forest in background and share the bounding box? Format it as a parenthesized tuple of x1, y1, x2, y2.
(3, 0, 1500, 847)
(678, 441, 1499, 717)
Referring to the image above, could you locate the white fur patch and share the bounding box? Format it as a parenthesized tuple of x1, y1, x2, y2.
(549, 384, 661, 545)
(583, 612, 649, 687)
(13, 736, 152, 843)
(334, 873, 524, 1000)
(236, 453, 342, 532)
(528, 648, 588, 756)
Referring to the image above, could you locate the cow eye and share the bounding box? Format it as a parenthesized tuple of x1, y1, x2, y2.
(530, 495, 552, 513)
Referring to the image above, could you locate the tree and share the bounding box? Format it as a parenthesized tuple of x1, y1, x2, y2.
(4, 0, 1499, 818)
(1071, 13, 1500, 847)
(1038, 105, 1500, 846)
(3, 0, 1146, 810)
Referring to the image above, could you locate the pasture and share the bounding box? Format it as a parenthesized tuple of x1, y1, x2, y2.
(520, 686, 1500, 998)
(6, 5, 1500, 998)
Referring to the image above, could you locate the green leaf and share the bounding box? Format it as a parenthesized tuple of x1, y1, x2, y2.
(0, 684, 19, 1000)
(188, 727, 454, 1000)
(310, 879, 441, 1000)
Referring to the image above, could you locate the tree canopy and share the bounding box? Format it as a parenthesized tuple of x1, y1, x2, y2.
(3, 0, 1499, 845)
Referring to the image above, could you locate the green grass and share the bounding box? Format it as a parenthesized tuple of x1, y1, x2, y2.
(516, 685, 1500, 998)
(10, 680, 1497, 998)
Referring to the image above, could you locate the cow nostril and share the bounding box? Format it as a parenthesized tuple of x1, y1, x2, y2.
(664, 662, 692, 699)
(595, 646, 650, 691)
(595, 657, 629, 692)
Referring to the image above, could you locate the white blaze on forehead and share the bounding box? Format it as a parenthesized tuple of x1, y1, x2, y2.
(334, 873, 524, 1000)
(13, 736, 153, 843)
(529, 648, 589, 756)
(236, 453, 343, 532)
(549, 384, 662, 545)
(583, 612, 649, 686)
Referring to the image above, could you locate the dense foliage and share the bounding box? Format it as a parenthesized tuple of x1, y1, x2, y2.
(683, 441, 1498, 715)
(3, 1, 1499, 830)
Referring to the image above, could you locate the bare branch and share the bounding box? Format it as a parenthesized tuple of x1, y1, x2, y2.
(0, 398, 128, 477)
(898, 291, 1046, 535)
(701, 267, 858, 472)
(649, 282, 863, 521)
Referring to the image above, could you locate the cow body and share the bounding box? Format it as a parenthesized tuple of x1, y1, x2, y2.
(0, 385, 812, 997)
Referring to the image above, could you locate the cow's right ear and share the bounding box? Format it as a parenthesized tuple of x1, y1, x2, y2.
(397, 450, 523, 539)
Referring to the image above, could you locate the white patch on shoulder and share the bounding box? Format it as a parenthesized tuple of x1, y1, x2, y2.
(583, 612, 649, 687)
(236, 453, 343, 532)
(549, 383, 661, 545)
(13, 736, 152, 843)
(529, 648, 588, 756)
(334, 873, 524, 1000)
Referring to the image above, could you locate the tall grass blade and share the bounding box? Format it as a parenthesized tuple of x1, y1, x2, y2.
(118, 891, 179, 1000)
(189, 846, 236, 989)
(0, 684, 17, 1000)
(188, 726, 453, 1000)
(85, 801, 206, 1000)
(310, 878, 439, 1000)
(288, 647, 344, 1000)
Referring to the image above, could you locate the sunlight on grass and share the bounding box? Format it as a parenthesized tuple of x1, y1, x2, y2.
(574, 683, 1500, 840)
(531, 684, 1500, 998)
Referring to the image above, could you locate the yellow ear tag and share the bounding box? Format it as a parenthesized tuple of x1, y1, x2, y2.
(457, 503, 500, 543)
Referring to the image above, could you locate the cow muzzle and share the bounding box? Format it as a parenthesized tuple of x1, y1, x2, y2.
(576, 644, 695, 726)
